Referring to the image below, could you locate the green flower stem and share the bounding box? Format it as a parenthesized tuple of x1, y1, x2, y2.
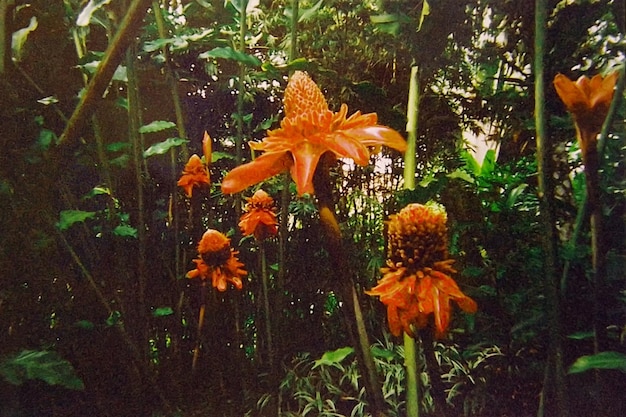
(534, 0, 565, 415)
(260, 242, 274, 368)
(192, 283, 208, 372)
(314, 153, 387, 416)
(403, 65, 420, 417)
(404, 332, 419, 417)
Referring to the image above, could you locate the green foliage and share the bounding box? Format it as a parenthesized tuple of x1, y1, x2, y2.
(143, 138, 189, 158)
(568, 352, 626, 374)
(56, 210, 97, 230)
(138, 120, 177, 134)
(0, 350, 84, 390)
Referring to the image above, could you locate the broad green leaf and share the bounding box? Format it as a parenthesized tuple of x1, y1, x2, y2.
(313, 347, 354, 369)
(460, 149, 481, 175)
(480, 149, 497, 176)
(211, 151, 236, 162)
(56, 210, 97, 230)
(371, 345, 397, 360)
(12, 16, 38, 62)
(109, 154, 129, 167)
(152, 307, 174, 317)
(138, 120, 177, 134)
(143, 138, 188, 158)
(113, 225, 137, 238)
(76, 0, 113, 26)
(0, 350, 84, 390)
(106, 142, 130, 152)
(199, 47, 261, 67)
(568, 351, 626, 374)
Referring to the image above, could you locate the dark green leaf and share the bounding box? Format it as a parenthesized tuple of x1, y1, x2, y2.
(139, 120, 176, 134)
(0, 350, 84, 390)
(113, 225, 137, 238)
(211, 151, 236, 162)
(56, 210, 97, 230)
(371, 345, 397, 360)
(567, 331, 595, 340)
(152, 307, 174, 317)
(143, 138, 188, 158)
(106, 310, 121, 326)
(568, 351, 626, 374)
(199, 47, 261, 67)
(74, 320, 95, 330)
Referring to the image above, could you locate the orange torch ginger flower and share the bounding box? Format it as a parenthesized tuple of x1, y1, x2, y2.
(221, 71, 407, 195)
(239, 189, 278, 241)
(177, 154, 210, 198)
(187, 229, 246, 291)
(367, 203, 477, 338)
(553, 72, 618, 159)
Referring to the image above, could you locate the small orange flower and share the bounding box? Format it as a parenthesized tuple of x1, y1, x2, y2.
(239, 189, 278, 241)
(553, 72, 618, 158)
(221, 71, 407, 196)
(367, 204, 476, 338)
(187, 229, 246, 291)
(177, 154, 210, 198)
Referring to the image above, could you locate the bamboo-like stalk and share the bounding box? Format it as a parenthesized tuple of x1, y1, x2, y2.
(534, 1, 566, 416)
(403, 65, 420, 417)
(126, 44, 149, 357)
(58, 0, 153, 148)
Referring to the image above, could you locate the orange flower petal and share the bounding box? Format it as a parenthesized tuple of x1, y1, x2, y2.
(221, 151, 293, 194)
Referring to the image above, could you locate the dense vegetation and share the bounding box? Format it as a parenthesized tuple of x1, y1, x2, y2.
(0, 1, 624, 416)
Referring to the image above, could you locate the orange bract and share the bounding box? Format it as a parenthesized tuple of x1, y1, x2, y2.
(366, 204, 476, 338)
(177, 154, 210, 198)
(221, 71, 407, 196)
(553, 72, 618, 157)
(187, 229, 246, 291)
(239, 189, 278, 241)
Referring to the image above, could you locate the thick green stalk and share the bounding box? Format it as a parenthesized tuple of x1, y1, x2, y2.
(534, 1, 565, 416)
(314, 154, 387, 416)
(260, 243, 274, 368)
(403, 65, 420, 417)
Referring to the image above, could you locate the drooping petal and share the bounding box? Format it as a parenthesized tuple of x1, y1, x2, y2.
(349, 126, 408, 153)
(323, 132, 371, 165)
(221, 151, 293, 194)
(289, 141, 327, 195)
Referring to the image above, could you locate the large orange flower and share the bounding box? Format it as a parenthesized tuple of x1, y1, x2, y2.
(221, 71, 407, 195)
(553, 72, 618, 158)
(187, 229, 246, 291)
(239, 189, 278, 241)
(177, 154, 210, 198)
(367, 204, 477, 338)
